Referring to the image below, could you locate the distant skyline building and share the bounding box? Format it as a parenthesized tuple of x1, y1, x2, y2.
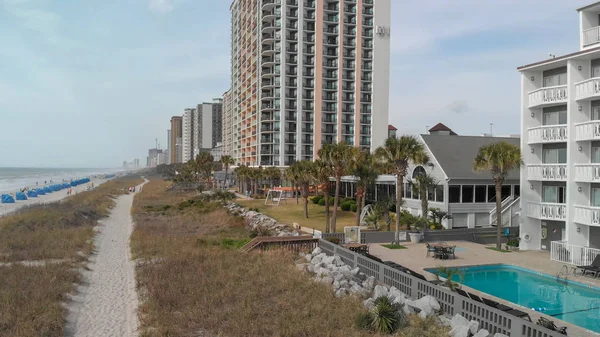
(170, 116, 183, 164)
(167, 129, 172, 165)
(181, 108, 196, 163)
(228, 0, 391, 166)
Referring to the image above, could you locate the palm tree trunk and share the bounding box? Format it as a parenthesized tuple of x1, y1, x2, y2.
(294, 183, 299, 204)
(355, 189, 363, 227)
(224, 167, 229, 189)
(421, 186, 428, 219)
(495, 181, 503, 250)
(324, 187, 331, 233)
(395, 175, 403, 244)
(303, 189, 309, 218)
(331, 176, 341, 233)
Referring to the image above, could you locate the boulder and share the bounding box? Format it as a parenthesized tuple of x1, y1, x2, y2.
(349, 284, 364, 295)
(450, 314, 470, 330)
(402, 305, 415, 315)
(449, 326, 470, 337)
(373, 285, 388, 299)
(326, 263, 336, 270)
(319, 276, 334, 285)
(332, 280, 340, 289)
(362, 276, 376, 290)
(436, 315, 452, 327)
(473, 329, 490, 337)
(333, 273, 345, 282)
(322, 255, 335, 265)
(335, 288, 347, 297)
(307, 264, 315, 273)
(304, 254, 312, 262)
(350, 267, 360, 275)
(338, 265, 351, 273)
(312, 247, 322, 255)
(468, 320, 480, 335)
(363, 298, 375, 310)
(410, 295, 440, 316)
(339, 280, 349, 288)
(493, 334, 509, 337)
(388, 286, 407, 303)
(333, 255, 344, 267)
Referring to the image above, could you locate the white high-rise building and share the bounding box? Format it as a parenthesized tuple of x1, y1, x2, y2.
(228, 0, 391, 166)
(518, 1, 600, 258)
(182, 108, 196, 163)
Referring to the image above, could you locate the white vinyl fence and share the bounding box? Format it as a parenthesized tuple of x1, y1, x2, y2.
(551, 240, 600, 266)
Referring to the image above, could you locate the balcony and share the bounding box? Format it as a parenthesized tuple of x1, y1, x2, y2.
(575, 121, 600, 141)
(574, 164, 600, 182)
(583, 25, 600, 47)
(528, 85, 567, 108)
(526, 202, 567, 220)
(575, 77, 600, 101)
(527, 125, 567, 144)
(574, 205, 600, 227)
(527, 164, 567, 181)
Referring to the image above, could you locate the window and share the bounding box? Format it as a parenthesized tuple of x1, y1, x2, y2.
(542, 110, 567, 125)
(593, 147, 600, 163)
(543, 72, 567, 87)
(501, 185, 511, 201)
(404, 182, 411, 199)
(543, 147, 567, 164)
(487, 185, 495, 202)
(412, 166, 426, 179)
(475, 185, 487, 203)
(435, 185, 444, 202)
(427, 186, 435, 201)
(462, 185, 474, 203)
(449, 185, 460, 203)
(593, 188, 600, 207)
(514, 185, 520, 198)
(592, 105, 600, 120)
(543, 186, 566, 203)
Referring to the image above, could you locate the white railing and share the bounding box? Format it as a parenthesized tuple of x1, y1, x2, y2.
(574, 163, 600, 182)
(528, 85, 567, 108)
(575, 120, 600, 141)
(574, 205, 600, 227)
(527, 125, 567, 144)
(526, 202, 566, 220)
(583, 25, 600, 47)
(489, 196, 520, 227)
(575, 77, 600, 100)
(551, 240, 600, 266)
(527, 164, 567, 181)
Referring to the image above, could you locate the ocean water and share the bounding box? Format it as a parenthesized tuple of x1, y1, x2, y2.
(0, 167, 121, 192)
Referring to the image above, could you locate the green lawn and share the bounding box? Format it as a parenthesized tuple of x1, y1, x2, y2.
(237, 199, 366, 233)
(486, 247, 511, 253)
(382, 244, 407, 250)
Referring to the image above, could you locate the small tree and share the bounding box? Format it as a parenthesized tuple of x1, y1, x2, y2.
(319, 142, 354, 233)
(314, 159, 334, 232)
(350, 150, 379, 227)
(411, 172, 438, 220)
(220, 155, 235, 188)
(473, 141, 523, 250)
(287, 161, 315, 218)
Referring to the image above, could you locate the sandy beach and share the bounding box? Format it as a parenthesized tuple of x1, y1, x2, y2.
(0, 177, 109, 217)
(64, 181, 145, 337)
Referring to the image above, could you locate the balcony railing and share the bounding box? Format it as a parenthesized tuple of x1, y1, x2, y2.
(583, 25, 600, 47)
(575, 77, 600, 101)
(527, 164, 567, 181)
(528, 85, 567, 108)
(526, 202, 566, 220)
(527, 125, 567, 144)
(551, 241, 600, 266)
(574, 205, 600, 227)
(574, 163, 600, 182)
(575, 121, 600, 141)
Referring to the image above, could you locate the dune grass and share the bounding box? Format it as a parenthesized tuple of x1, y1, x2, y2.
(132, 179, 451, 337)
(0, 175, 143, 337)
(236, 198, 363, 232)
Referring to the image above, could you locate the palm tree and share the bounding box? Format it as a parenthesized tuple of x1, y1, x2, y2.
(220, 155, 235, 188)
(288, 161, 316, 218)
(263, 167, 281, 189)
(411, 172, 438, 221)
(248, 167, 264, 196)
(375, 136, 429, 244)
(314, 159, 334, 232)
(285, 165, 300, 204)
(473, 141, 523, 250)
(350, 150, 379, 227)
(234, 165, 248, 194)
(192, 152, 214, 182)
(319, 142, 354, 233)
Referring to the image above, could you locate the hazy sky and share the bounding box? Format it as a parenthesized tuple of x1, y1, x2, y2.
(0, 0, 592, 167)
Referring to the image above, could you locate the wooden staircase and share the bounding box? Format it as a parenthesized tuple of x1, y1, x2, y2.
(240, 236, 318, 252)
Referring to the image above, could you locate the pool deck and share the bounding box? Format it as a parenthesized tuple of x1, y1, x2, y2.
(369, 241, 600, 337)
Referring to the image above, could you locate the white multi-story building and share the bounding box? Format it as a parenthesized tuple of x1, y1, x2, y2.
(223, 89, 234, 156)
(229, 0, 391, 167)
(181, 108, 196, 163)
(518, 1, 600, 259)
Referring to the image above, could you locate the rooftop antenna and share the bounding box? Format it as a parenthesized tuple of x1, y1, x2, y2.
(489, 123, 494, 135)
(549, 53, 556, 59)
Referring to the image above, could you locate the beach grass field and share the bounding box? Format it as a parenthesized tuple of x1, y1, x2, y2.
(0, 175, 143, 337)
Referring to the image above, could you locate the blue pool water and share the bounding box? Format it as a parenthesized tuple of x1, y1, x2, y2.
(425, 264, 600, 333)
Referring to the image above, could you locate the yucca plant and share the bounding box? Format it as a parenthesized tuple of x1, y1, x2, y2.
(370, 296, 405, 334)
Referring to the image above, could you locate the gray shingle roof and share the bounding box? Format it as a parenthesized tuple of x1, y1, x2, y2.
(421, 134, 521, 180)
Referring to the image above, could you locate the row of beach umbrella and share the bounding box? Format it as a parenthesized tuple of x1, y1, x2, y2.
(1, 178, 91, 204)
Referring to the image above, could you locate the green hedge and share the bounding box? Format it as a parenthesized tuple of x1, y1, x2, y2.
(312, 195, 323, 204)
(341, 200, 356, 211)
(351, 204, 358, 212)
(318, 198, 326, 206)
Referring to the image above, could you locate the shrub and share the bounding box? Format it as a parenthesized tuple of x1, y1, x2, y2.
(318, 198, 326, 206)
(507, 238, 520, 247)
(355, 311, 373, 331)
(350, 204, 358, 212)
(341, 200, 355, 211)
(329, 197, 335, 205)
(311, 195, 322, 204)
(369, 296, 405, 333)
(177, 200, 192, 210)
(326, 237, 341, 244)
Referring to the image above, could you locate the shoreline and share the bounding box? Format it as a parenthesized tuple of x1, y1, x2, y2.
(0, 177, 110, 218)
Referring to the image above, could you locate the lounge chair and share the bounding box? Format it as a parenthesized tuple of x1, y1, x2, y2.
(406, 268, 444, 285)
(449, 246, 457, 259)
(576, 255, 600, 277)
(467, 292, 484, 303)
(481, 297, 513, 312)
(455, 288, 470, 298)
(506, 309, 532, 322)
(364, 253, 383, 263)
(537, 317, 567, 335)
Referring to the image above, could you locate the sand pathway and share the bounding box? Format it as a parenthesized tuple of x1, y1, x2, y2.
(65, 183, 144, 337)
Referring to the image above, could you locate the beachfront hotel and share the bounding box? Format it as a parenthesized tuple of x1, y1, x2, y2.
(180, 99, 224, 163)
(227, 0, 391, 166)
(518, 1, 600, 259)
(169, 116, 183, 164)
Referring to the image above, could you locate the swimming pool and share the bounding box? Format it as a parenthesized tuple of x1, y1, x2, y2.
(425, 264, 600, 333)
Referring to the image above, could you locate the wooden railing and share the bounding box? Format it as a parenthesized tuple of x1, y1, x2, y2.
(240, 235, 318, 252)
